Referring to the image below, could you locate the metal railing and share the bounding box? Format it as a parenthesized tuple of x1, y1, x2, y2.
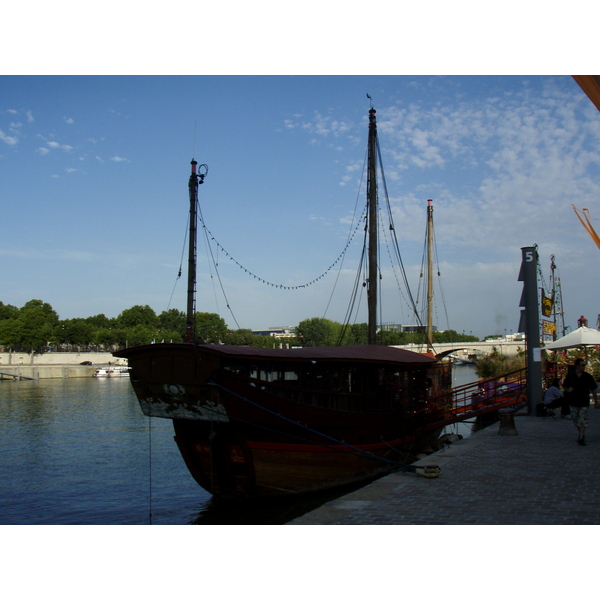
(417, 368, 528, 433)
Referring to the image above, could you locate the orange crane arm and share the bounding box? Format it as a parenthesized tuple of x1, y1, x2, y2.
(573, 76, 600, 112)
(573, 204, 600, 250)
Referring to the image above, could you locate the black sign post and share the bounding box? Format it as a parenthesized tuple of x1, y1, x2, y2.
(518, 246, 543, 414)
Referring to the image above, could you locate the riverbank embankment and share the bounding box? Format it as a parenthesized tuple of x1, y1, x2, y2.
(0, 352, 122, 380)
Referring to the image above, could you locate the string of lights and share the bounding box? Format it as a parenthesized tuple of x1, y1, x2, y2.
(198, 206, 367, 290)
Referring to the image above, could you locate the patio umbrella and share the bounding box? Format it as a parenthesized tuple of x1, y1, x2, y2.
(544, 326, 600, 351)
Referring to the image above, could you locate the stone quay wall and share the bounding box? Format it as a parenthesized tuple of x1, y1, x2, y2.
(0, 352, 124, 380)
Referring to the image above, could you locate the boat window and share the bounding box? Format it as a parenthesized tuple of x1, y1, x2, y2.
(283, 369, 299, 382)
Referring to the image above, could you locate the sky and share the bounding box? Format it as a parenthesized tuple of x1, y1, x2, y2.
(2, 4, 600, 342)
(2, 74, 600, 339)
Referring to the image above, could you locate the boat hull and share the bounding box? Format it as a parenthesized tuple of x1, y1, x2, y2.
(171, 418, 443, 496)
(116, 342, 452, 497)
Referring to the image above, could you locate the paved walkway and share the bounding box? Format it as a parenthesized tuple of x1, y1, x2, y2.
(289, 410, 600, 524)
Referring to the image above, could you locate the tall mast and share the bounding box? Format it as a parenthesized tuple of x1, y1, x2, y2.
(367, 108, 378, 345)
(185, 159, 207, 343)
(550, 254, 566, 339)
(426, 199, 434, 347)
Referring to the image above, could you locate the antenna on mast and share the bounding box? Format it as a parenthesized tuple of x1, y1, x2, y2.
(366, 93, 373, 108)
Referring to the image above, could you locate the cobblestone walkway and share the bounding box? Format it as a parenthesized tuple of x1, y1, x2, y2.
(289, 411, 600, 525)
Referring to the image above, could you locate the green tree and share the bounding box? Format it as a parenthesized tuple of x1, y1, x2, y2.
(377, 329, 408, 345)
(433, 329, 479, 343)
(18, 300, 59, 354)
(0, 301, 19, 321)
(158, 309, 186, 337)
(93, 328, 126, 349)
(224, 328, 257, 346)
(0, 317, 22, 351)
(340, 323, 368, 345)
(117, 305, 158, 329)
(475, 347, 526, 379)
(126, 325, 156, 346)
(85, 313, 115, 329)
(0, 302, 20, 351)
(56, 318, 94, 347)
(195, 312, 227, 343)
(296, 317, 340, 347)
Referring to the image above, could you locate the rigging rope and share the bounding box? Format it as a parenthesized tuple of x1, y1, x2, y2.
(376, 138, 424, 330)
(174, 116, 429, 339)
(322, 146, 369, 320)
(197, 204, 365, 291)
(197, 198, 242, 330)
(166, 218, 189, 311)
(209, 380, 422, 471)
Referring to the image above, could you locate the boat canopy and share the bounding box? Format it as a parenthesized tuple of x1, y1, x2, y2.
(196, 343, 436, 365)
(116, 343, 436, 365)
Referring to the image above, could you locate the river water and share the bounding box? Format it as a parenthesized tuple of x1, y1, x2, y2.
(0, 365, 478, 525)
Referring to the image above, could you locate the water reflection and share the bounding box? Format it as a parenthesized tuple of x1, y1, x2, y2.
(1, 365, 482, 525)
(0, 378, 209, 525)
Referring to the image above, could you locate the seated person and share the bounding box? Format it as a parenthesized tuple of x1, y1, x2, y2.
(544, 378, 571, 417)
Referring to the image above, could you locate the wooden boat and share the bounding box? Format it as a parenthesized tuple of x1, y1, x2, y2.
(114, 106, 454, 497)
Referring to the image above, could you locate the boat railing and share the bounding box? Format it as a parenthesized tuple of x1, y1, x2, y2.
(452, 367, 527, 412)
(415, 367, 528, 429)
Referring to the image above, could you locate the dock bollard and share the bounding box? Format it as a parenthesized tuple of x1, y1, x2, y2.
(498, 408, 518, 436)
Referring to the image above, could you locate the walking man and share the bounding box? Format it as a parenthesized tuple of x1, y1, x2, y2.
(563, 358, 599, 446)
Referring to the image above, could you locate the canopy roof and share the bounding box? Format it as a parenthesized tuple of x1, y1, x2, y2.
(116, 343, 437, 365)
(198, 344, 437, 365)
(544, 326, 600, 350)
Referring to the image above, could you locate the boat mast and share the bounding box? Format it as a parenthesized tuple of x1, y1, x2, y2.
(426, 199, 434, 347)
(550, 254, 566, 339)
(185, 159, 207, 343)
(367, 107, 378, 345)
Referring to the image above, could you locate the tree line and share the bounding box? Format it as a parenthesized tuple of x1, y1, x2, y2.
(0, 299, 480, 355)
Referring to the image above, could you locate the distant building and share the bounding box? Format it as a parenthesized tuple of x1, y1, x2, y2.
(379, 322, 403, 332)
(252, 326, 296, 338)
(401, 325, 438, 334)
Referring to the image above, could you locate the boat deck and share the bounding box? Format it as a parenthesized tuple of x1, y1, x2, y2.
(289, 409, 600, 525)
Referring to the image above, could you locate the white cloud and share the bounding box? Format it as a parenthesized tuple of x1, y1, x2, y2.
(0, 129, 18, 145)
(65, 117, 74, 124)
(288, 111, 354, 140)
(37, 147, 50, 155)
(26, 111, 34, 123)
(95, 156, 104, 163)
(110, 156, 129, 162)
(0, 247, 95, 261)
(47, 141, 73, 151)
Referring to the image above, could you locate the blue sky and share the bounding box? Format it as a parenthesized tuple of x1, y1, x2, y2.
(2, 75, 600, 339)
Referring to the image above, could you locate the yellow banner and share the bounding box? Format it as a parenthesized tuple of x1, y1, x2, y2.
(541, 291, 553, 317)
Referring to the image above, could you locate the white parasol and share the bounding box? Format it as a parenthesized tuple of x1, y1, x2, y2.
(544, 326, 600, 350)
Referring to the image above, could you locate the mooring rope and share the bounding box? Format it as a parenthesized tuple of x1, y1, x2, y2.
(209, 380, 419, 471)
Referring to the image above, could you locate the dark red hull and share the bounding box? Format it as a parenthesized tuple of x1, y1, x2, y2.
(115, 342, 452, 497)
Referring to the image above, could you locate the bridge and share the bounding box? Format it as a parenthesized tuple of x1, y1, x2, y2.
(393, 340, 525, 360)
